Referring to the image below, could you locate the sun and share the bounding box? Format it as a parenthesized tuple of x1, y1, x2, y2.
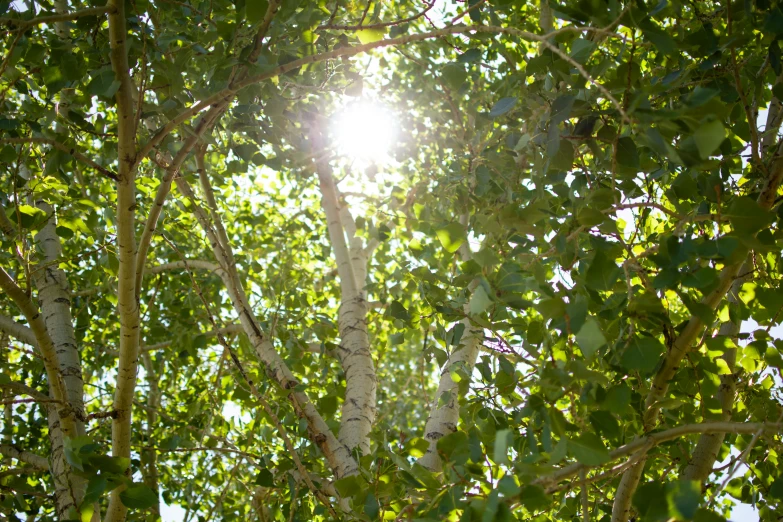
(331, 99, 397, 163)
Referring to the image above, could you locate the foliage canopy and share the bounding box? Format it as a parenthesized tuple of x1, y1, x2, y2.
(1, 0, 783, 521)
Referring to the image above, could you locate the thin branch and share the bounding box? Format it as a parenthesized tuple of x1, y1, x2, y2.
(317, 0, 435, 30)
(166, 238, 339, 518)
(0, 6, 114, 30)
(140, 324, 243, 352)
(0, 269, 70, 418)
(604, 202, 679, 219)
(0, 444, 49, 470)
(246, 0, 282, 64)
(148, 260, 224, 275)
(0, 314, 37, 347)
(137, 24, 630, 163)
(0, 138, 118, 181)
(134, 102, 227, 299)
(450, 0, 486, 25)
(154, 0, 216, 27)
(534, 422, 782, 489)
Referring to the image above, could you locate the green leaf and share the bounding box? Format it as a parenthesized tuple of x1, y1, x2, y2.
(550, 95, 575, 124)
(621, 336, 664, 373)
(568, 433, 609, 466)
(458, 48, 483, 63)
(575, 317, 606, 359)
(441, 63, 468, 90)
(255, 468, 275, 487)
(569, 39, 595, 63)
(585, 250, 621, 291)
(616, 137, 639, 172)
(119, 483, 157, 509)
(726, 196, 773, 236)
(769, 476, 783, 499)
(246, 0, 268, 24)
(81, 476, 107, 507)
(87, 68, 120, 99)
(643, 27, 678, 55)
(520, 484, 550, 511)
(334, 475, 362, 497)
(437, 430, 469, 462)
(364, 492, 380, 519)
(693, 119, 726, 159)
(489, 97, 517, 117)
(388, 300, 411, 322)
(633, 482, 668, 520)
(493, 429, 511, 464)
(469, 285, 493, 315)
(435, 223, 466, 253)
(86, 455, 130, 475)
(356, 28, 386, 44)
(668, 480, 701, 520)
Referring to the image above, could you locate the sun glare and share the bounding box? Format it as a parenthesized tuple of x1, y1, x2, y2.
(332, 100, 397, 163)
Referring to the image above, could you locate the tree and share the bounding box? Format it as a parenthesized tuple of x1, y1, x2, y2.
(0, 0, 782, 520)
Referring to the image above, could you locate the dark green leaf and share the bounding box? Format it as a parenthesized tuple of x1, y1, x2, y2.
(489, 97, 517, 117)
(585, 250, 621, 291)
(568, 433, 609, 466)
(621, 336, 664, 373)
(119, 483, 157, 509)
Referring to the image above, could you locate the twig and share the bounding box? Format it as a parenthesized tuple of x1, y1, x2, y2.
(162, 236, 340, 519)
(138, 23, 631, 162)
(0, 6, 114, 30)
(318, 0, 435, 31)
(0, 137, 118, 181)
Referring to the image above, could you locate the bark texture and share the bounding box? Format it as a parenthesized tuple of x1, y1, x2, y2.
(105, 0, 141, 518)
(419, 219, 481, 472)
(173, 176, 359, 479)
(418, 315, 481, 471)
(315, 161, 376, 456)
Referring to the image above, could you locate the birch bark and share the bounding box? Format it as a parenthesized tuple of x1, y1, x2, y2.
(173, 175, 359, 479)
(419, 218, 481, 471)
(31, 203, 90, 518)
(315, 165, 376, 457)
(105, 0, 141, 518)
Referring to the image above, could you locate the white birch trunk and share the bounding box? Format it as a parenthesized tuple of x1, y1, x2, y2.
(32, 204, 89, 517)
(418, 219, 480, 471)
(418, 316, 481, 471)
(316, 166, 376, 457)
(173, 177, 359, 479)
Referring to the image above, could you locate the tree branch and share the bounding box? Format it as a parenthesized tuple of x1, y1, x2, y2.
(174, 175, 359, 479)
(312, 121, 376, 456)
(0, 380, 50, 402)
(0, 6, 114, 30)
(106, 0, 141, 517)
(137, 24, 629, 163)
(611, 138, 783, 522)
(0, 138, 118, 181)
(535, 422, 783, 490)
(317, 0, 435, 31)
(0, 269, 70, 424)
(0, 444, 49, 471)
(0, 313, 38, 347)
(134, 102, 228, 300)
